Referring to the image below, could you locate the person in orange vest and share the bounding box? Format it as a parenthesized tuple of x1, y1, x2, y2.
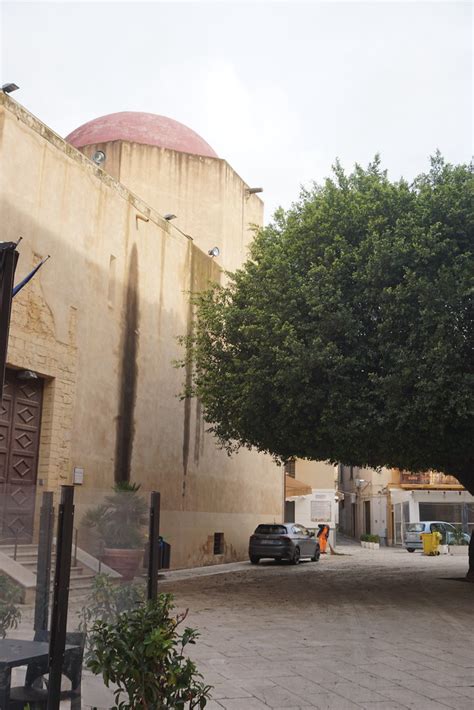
(317, 524, 330, 553)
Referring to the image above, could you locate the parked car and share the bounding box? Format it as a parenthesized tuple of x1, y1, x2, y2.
(404, 521, 471, 552)
(248, 523, 320, 565)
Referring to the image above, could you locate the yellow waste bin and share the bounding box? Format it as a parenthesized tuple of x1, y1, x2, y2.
(421, 531, 442, 556)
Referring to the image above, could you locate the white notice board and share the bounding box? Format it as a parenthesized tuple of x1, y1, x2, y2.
(311, 497, 332, 523)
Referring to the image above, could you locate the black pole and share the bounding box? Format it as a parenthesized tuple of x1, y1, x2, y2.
(147, 491, 160, 601)
(0, 243, 18, 406)
(34, 491, 54, 633)
(47, 486, 74, 710)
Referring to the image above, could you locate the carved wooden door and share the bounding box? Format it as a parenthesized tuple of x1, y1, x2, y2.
(0, 370, 43, 542)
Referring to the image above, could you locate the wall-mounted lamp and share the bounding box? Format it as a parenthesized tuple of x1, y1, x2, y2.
(17, 370, 38, 380)
(208, 247, 220, 258)
(2, 83, 19, 94)
(92, 150, 106, 166)
(245, 187, 263, 195)
(164, 213, 177, 221)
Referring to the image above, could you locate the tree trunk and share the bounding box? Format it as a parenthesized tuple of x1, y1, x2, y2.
(445, 464, 474, 582)
(467, 533, 474, 583)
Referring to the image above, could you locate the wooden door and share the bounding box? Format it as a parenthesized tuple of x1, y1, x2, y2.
(0, 370, 43, 542)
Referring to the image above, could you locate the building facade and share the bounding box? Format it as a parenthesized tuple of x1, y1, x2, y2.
(0, 95, 282, 568)
(284, 459, 338, 545)
(337, 465, 392, 544)
(338, 465, 474, 545)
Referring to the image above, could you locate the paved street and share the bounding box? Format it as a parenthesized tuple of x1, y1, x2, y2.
(159, 541, 473, 710)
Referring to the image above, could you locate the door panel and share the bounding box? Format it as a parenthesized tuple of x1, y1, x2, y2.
(0, 370, 43, 541)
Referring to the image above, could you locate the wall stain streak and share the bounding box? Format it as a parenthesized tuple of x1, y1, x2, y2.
(193, 398, 202, 465)
(181, 243, 195, 501)
(114, 243, 139, 483)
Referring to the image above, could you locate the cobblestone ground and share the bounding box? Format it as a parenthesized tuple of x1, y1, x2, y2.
(159, 542, 473, 710)
(8, 540, 473, 708)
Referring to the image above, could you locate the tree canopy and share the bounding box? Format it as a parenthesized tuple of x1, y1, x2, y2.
(185, 155, 473, 494)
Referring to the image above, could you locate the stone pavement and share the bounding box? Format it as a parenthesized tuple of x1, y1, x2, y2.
(159, 542, 473, 710)
(7, 540, 473, 708)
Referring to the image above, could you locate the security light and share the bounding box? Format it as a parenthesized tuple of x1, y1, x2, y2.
(17, 370, 38, 380)
(2, 83, 19, 94)
(208, 247, 220, 258)
(246, 187, 263, 195)
(164, 214, 177, 221)
(92, 150, 106, 166)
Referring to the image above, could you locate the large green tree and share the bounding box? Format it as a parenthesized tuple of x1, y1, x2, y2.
(185, 155, 474, 577)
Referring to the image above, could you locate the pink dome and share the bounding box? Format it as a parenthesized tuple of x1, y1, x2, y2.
(65, 111, 218, 158)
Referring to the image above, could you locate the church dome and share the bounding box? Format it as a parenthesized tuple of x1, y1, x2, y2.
(65, 111, 218, 158)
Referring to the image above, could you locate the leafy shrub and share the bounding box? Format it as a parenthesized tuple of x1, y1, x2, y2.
(450, 527, 469, 546)
(0, 573, 21, 639)
(87, 593, 212, 709)
(78, 573, 145, 664)
(78, 573, 145, 630)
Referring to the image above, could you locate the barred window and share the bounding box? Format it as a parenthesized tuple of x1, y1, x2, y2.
(213, 532, 224, 555)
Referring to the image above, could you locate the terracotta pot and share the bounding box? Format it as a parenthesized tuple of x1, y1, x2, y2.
(102, 548, 143, 580)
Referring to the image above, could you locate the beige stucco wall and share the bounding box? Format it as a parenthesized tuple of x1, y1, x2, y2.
(0, 93, 282, 568)
(296, 459, 337, 489)
(78, 141, 263, 272)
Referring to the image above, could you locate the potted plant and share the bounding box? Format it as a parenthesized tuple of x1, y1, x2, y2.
(369, 534, 380, 550)
(87, 593, 212, 709)
(82, 482, 148, 580)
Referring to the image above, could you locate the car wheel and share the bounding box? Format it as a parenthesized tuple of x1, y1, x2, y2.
(291, 547, 301, 565)
(407, 548, 415, 553)
(250, 556, 260, 564)
(311, 548, 320, 562)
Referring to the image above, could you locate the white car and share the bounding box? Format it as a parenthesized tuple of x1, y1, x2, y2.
(404, 521, 471, 552)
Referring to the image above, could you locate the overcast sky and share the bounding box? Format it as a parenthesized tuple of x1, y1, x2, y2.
(1, 1, 472, 221)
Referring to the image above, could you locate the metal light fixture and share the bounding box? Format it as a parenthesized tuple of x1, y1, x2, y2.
(2, 83, 19, 94)
(17, 369, 38, 380)
(208, 247, 220, 258)
(92, 150, 106, 166)
(245, 187, 263, 195)
(164, 213, 177, 221)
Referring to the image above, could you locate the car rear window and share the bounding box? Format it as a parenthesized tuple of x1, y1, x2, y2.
(406, 523, 425, 532)
(254, 525, 287, 535)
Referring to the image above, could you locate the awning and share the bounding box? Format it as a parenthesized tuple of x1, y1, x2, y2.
(285, 474, 312, 498)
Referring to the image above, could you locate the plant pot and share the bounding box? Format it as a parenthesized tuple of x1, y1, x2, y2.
(102, 548, 144, 580)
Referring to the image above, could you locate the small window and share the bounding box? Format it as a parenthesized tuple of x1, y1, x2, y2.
(284, 459, 296, 478)
(213, 532, 224, 555)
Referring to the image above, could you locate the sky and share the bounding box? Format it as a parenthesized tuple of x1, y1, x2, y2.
(1, 0, 472, 221)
